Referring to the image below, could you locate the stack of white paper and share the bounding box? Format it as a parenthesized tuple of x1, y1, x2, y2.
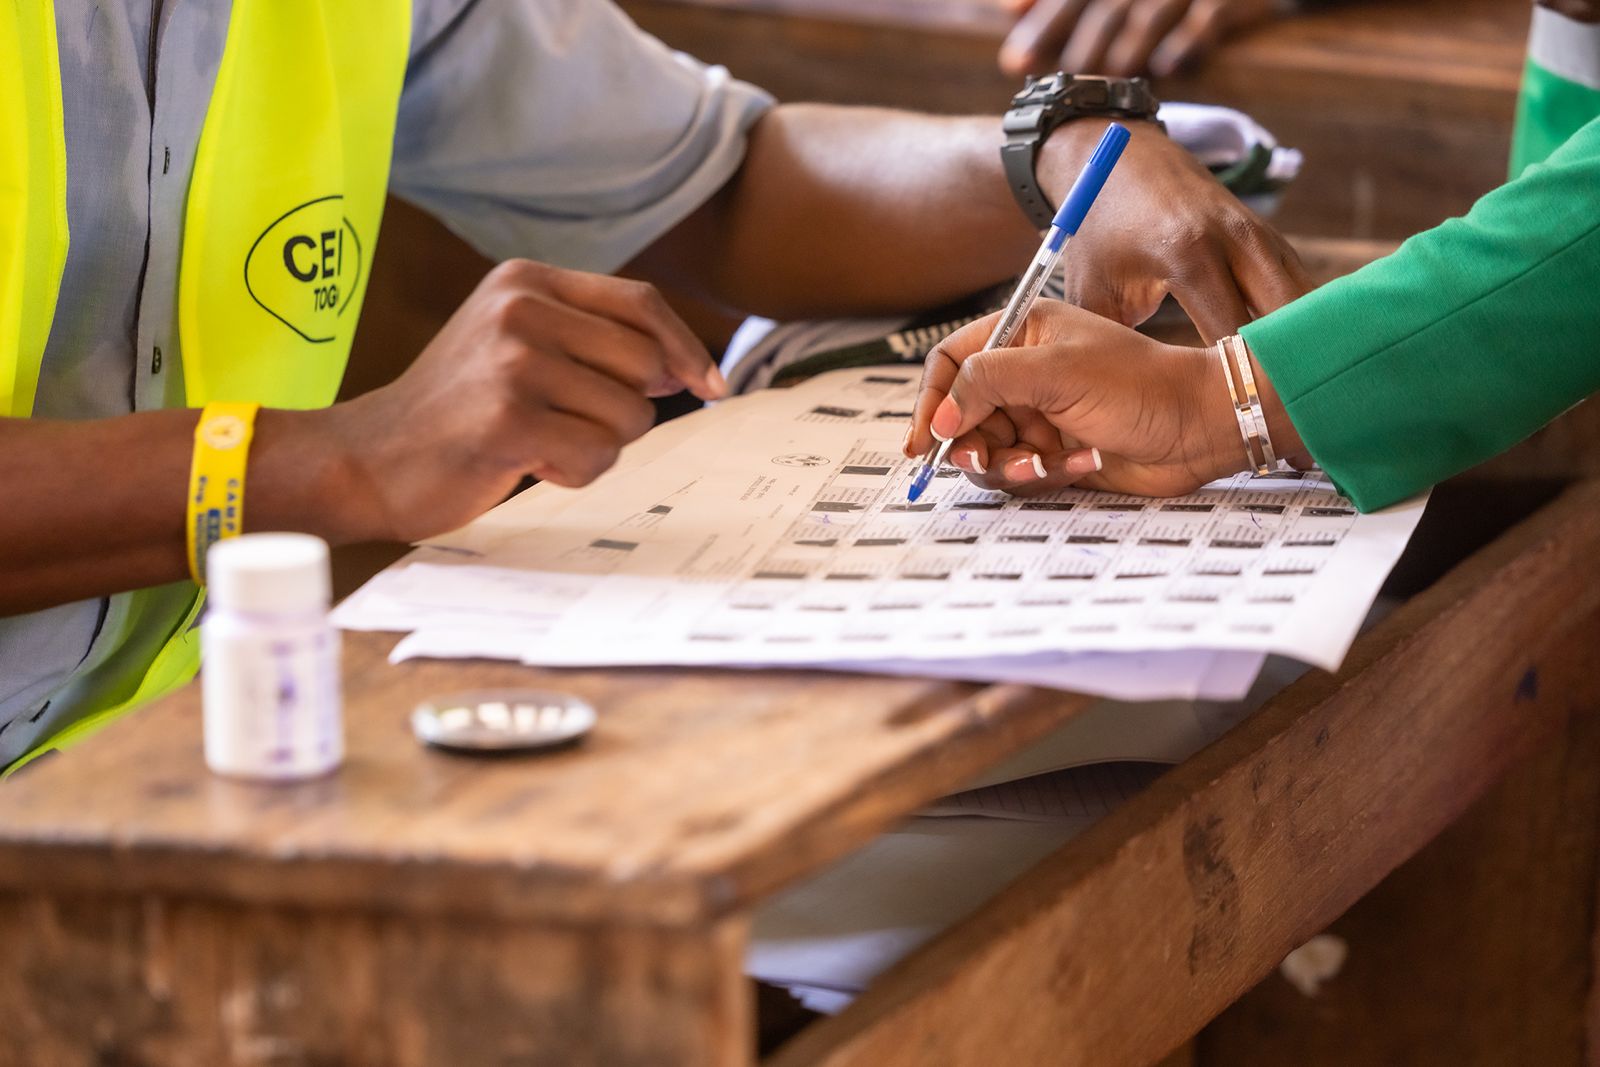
(335, 367, 1426, 702)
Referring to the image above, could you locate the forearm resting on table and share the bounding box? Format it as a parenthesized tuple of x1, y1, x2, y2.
(637, 105, 1114, 320)
(0, 411, 351, 615)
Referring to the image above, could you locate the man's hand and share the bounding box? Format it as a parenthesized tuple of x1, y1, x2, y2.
(0, 260, 724, 614)
(905, 300, 1308, 498)
(1039, 119, 1311, 342)
(1000, 0, 1280, 78)
(300, 259, 724, 544)
(644, 106, 1308, 343)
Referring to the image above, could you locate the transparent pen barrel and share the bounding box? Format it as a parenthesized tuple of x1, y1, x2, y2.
(984, 231, 1069, 352)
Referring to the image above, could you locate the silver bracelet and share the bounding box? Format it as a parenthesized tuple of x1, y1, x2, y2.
(1227, 335, 1278, 472)
(1215, 338, 1267, 475)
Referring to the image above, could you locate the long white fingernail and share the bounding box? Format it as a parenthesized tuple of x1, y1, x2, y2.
(1031, 454, 1047, 479)
(1003, 455, 1038, 482)
(931, 427, 951, 442)
(965, 449, 986, 475)
(1091, 447, 1103, 472)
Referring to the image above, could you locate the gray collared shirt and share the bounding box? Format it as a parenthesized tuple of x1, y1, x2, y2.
(0, 0, 772, 764)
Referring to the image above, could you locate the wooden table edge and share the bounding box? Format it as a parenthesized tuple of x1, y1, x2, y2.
(0, 673, 1100, 932)
(770, 479, 1600, 1066)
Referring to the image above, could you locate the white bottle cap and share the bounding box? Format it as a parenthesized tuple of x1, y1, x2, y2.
(206, 533, 331, 615)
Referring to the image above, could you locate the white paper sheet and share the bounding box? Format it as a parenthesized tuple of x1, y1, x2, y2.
(387, 621, 1261, 700)
(791, 646, 1265, 702)
(335, 367, 1425, 682)
(748, 815, 1090, 997)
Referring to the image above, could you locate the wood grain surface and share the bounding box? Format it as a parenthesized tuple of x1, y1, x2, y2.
(1198, 691, 1600, 1066)
(0, 895, 752, 1067)
(0, 647, 1093, 928)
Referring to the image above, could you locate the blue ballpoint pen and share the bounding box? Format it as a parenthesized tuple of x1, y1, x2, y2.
(907, 122, 1132, 502)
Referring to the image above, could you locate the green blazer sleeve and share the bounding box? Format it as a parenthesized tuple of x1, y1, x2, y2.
(1240, 21, 1600, 513)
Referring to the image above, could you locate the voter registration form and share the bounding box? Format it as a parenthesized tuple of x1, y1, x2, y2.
(335, 368, 1427, 688)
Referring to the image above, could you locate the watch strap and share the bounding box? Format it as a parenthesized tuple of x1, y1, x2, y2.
(1003, 76, 1161, 230)
(1002, 111, 1056, 230)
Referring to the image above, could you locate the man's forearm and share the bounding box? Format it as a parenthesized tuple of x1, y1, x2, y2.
(636, 105, 1048, 320)
(638, 103, 1305, 340)
(3, 259, 735, 617)
(0, 411, 350, 615)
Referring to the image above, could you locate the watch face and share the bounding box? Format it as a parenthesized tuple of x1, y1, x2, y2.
(1069, 77, 1112, 108)
(1012, 75, 1158, 121)
(1017, 74, 1150, 112)
(1016, 72, 1067, 104)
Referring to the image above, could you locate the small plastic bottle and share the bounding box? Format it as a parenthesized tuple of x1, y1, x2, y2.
(202, 533, 343, 780)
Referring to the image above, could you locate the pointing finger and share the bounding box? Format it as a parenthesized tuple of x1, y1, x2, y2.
(551, 271, 726, 402)
(909, 311, 1004, 456)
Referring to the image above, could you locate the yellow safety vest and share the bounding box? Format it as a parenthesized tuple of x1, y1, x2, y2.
(0, 0, 410, 769)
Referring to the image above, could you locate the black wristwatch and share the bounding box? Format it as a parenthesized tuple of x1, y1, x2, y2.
(1002, 74, 1163, 229)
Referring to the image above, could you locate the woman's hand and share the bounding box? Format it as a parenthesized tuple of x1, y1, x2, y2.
(1000, 0, 1281, 78)
(904, 300, 1308, 497)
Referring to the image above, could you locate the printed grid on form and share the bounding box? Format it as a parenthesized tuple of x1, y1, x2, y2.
(337, 366, 1424, 674)
(637, 439, 1357, 652)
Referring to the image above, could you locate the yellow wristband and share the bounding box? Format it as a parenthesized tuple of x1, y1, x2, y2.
(186, 401, 260, 584)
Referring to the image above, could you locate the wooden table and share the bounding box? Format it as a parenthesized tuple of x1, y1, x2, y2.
(8, 230, 1600, 1065)
(3, 478, 1599, 1065)
(5, 7, 1593, 1057)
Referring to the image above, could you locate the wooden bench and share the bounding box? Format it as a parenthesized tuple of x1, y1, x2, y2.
(618, 0, 1530, 239)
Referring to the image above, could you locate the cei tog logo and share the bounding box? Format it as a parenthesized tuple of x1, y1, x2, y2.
(245, 195, 364, 343)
